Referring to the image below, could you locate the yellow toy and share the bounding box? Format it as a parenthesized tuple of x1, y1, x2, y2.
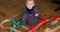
(45, 27, 49, 32)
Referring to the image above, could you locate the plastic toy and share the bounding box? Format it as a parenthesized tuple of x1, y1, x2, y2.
(9, 29, 14, 32)
(9, 19, 21, 32)
(51, 16, 58, 28)
(39, 27, 43, 32)
(44, 27, 49, 32)
(28, 25, 34, 30)
(10, 19, 21, 27)
(29, 15, 47, 32)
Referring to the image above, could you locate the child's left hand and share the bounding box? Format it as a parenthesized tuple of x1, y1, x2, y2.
(35, 13, 39, 17)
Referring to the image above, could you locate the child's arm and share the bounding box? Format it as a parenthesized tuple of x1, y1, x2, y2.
(34, 7, 40, 17)
(21, 7, 28, 26)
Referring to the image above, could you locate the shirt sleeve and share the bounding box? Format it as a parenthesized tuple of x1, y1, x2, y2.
(23, 7, 27, 13)
(34, 7, 40, 15)
(21, 7, 28, 26)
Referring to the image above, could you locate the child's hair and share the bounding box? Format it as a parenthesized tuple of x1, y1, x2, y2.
(26, 0, 35, 5)
(27, 0, 34, 1)
(26, 0, 34, 3)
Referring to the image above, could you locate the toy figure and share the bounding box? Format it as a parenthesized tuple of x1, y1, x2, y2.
(9, 19, 21, 32)
(10, 19, 21, 28)
(21, 0, 39, 26)
(51, 16, 58, 28)
(9, 29, 14, 32)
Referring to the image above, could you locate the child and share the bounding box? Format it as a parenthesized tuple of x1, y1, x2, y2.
(21, 0, 39, 26)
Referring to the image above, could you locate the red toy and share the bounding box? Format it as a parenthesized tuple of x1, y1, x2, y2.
(29, 15, 47, 32)
(51, 16, 58, 23)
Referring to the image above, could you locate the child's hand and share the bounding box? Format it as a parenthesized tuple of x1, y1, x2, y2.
(35, 13, 39, 17)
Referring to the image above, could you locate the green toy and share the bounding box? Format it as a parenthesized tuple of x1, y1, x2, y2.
(9, 29, 14, 32)
(10, 19, 21, 27)
(53, 22, 58, 28)
(39, 27, 43, 32)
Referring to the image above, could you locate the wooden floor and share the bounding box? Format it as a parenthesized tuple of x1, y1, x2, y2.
(0, 0, 60, 32)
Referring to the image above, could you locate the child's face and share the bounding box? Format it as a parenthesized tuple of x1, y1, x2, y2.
(26, 0, 35, 9)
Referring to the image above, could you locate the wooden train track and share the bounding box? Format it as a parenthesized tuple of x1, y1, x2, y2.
(0, 18, 60, 32)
